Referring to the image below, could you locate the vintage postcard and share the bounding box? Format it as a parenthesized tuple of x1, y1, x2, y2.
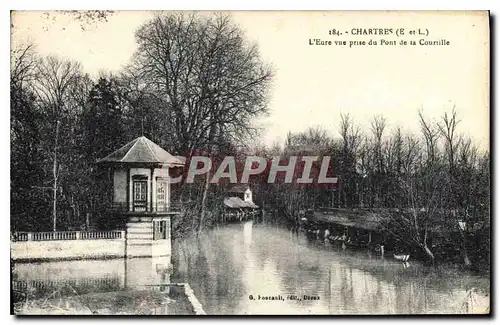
(10, 10, 490, 315)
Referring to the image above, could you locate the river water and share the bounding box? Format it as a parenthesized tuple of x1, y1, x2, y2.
(172, 221, 490, 315)
(13, 221, 489, 315)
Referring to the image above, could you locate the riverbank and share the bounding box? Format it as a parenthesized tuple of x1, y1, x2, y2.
(14, 286, 195, 315)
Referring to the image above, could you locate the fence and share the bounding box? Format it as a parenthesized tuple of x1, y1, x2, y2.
(11, 230, 124, 242)
(107, 201, 183, 213)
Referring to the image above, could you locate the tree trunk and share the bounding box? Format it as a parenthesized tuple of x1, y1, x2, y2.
(198, 170, 210, 234)
(52, 121, 60, 232)
(85, 212, 90, 230)
(463, 249, 471, 267)
(52, 173, 57, 232)
(461, 232, 472, 267)
(198, 117, 217, 234)
(422, 244, 435, 261)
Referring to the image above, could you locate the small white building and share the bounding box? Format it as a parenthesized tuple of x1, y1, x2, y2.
(223, 185, 259, 222)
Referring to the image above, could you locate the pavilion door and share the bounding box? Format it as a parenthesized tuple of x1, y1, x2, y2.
(133, 179, 148, 212)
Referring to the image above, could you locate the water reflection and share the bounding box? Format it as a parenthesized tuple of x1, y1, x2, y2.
(172, 222, 489, 315)
(13, 256, 172, 300)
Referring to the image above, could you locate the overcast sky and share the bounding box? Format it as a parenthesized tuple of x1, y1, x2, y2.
(11, 11, 490, 149)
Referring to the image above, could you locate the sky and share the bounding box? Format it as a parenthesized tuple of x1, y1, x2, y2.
(11, 11, 490, 149)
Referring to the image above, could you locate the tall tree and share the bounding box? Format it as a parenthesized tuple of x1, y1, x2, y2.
(11, 80, 48, 231)
(338, 113, 362, 208)
(131, 12, 273, 152)
(10, 43, 38, 88)
(63, 76, 125, 230)
(32, 56, 82, 231)
(82, 77, 124, 161)
(370, 115, 387, 206)
(10, 43, 49, 231)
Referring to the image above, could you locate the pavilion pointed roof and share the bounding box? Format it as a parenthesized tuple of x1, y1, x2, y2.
(98, 136, 184, 167)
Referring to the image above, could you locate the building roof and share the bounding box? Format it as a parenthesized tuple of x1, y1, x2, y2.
(97, 136, 185, 166)
(224, 197, 259, 209)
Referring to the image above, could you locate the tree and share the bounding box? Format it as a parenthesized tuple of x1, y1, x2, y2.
(438, 109, 461, 205)
(82, 77, 124, 161)
(131, 12, 273, 152)
(418, 110, 440, 166)
(437, 109, 470, 265)
(281, 127, 336, 230)
(11, 78, 49, 231)
(370, 115, 387, 206)
(71, 76, 126, 229)
(32, 56, 82, 231)
(10, 43, 49, 231)
(338, 114, 362, 208)
(10, 43, 38, 89)
(384, 127, 404, 207)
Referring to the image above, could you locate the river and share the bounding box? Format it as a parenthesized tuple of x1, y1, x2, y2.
(171, 221, 489, 315)
(12, 221, 489, 315)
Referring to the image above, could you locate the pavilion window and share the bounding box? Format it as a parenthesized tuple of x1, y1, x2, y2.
(156, 178, 168, 212)
(153, 220, 168, 240)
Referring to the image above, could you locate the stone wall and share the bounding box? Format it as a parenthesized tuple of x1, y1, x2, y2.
(11, 215, 173, 262)
(11, 237, 126, 262)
